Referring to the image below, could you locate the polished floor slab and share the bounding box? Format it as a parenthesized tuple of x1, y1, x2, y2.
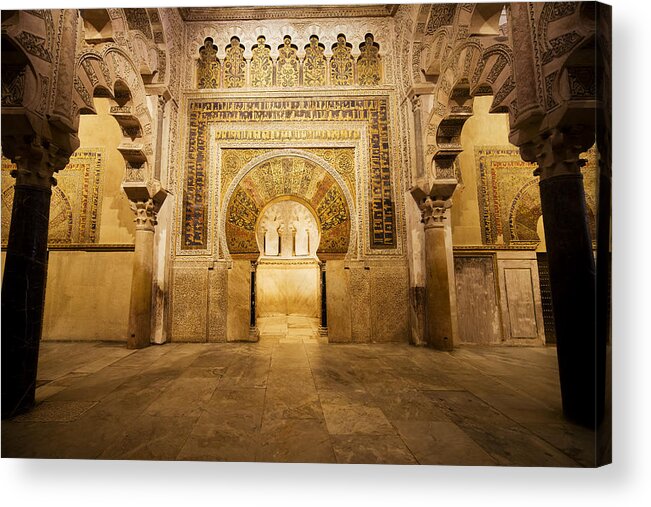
(2, 317, 602, 466)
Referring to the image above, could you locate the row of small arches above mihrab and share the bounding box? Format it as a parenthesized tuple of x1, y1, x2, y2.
(196, 33, 382, 89)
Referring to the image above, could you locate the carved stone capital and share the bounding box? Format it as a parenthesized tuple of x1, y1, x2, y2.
(129, 199, 158, 231)
(418, 196, 452, 228)
(123, 180, 168, 231)
(3, 135, 71, 189)
(411, 94, 422, 114)
(519, 126, 594, 181)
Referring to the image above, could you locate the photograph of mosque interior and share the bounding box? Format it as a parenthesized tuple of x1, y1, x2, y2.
(1, 2, 611, 467)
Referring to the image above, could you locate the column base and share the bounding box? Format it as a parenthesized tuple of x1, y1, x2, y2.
(248, 326, 260, 342)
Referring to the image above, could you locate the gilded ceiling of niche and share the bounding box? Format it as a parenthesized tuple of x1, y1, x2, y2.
(475, 146, 598, 245)
(1, 150, 103, 246)
(225, 155, 350, 255)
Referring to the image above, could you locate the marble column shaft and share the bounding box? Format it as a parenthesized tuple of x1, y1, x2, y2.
(420, 197, 456, 351)
(127, 200, 156, 349)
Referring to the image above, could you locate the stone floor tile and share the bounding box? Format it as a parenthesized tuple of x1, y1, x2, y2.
(177, 427, 259, 462)
(262, 387, 324, 421)
(394, 421, 497, 466)
(144, 377, 221, 417)
(99, 415, 198, 461)
(331, 434, 418, 465)
(321, 402, 395, 436)
(371, 390, 453, 422)
(256, 418, 336, 463)
(458, 423, 581, 467)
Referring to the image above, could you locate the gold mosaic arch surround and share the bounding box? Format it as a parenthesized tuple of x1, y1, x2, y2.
(219, 149, 357, 260)
(173, 89, 407, 262)
(173, 120, 367, 260)
(223, 155, 352, 257)
(475, 145, 598, 246)
(175, 122, 370, 260)
(208, 122, 365, 260)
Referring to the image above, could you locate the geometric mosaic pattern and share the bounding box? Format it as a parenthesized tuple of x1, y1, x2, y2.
(225, 155, 350, 255)
(475, 146, 597, 246)
(2, 149, 103, 246)
(182, 96, 395, 251)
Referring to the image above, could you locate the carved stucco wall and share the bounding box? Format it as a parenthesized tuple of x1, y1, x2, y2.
(168, 15, 411, 343)
(182, 16, 396, 91)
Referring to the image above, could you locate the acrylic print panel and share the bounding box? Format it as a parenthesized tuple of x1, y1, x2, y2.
(1, 2, 610, 469)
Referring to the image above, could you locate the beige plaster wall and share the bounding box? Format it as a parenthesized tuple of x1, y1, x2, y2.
(81, 98, 136, 244)
(42, 251, 133, 341)
(453, 95, 511, 245)
(39, 98, 135, 341)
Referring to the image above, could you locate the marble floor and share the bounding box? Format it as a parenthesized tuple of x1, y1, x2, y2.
(2, 317, 602, 466)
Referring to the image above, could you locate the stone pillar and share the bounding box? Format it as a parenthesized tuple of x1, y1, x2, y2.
(418, 195, 457, 351)
(124, 183, 167, 349)
(521, 127, 600, 427)
(1, 137, 68, 418)
(249, 261, 260, 341)
(126, 199, 157, 349)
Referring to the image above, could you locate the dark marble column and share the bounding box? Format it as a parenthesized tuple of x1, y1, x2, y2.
(523, 128, 601, 428)
(319, 261, 328, 336)
(1, 140, 63, 419)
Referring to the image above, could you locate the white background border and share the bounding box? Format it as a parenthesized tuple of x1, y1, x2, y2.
(2, 0, 650, 505)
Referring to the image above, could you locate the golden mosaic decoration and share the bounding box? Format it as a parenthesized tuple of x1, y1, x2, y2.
(330, 34, 354, 85)
(250, 36, 273, 88)
(303, 35, 327, 86)
(197, 37, 220, 89)
(276, 35, 299, 87)
(223, 36, 246, 88)
(225, 155, 350, 255)
(2, 150, 104, 246)
(475, 146, 598, 245)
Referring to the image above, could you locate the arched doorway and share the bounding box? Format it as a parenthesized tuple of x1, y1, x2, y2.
(255, 197, 321, 319)
(222, 153, 353, 342)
